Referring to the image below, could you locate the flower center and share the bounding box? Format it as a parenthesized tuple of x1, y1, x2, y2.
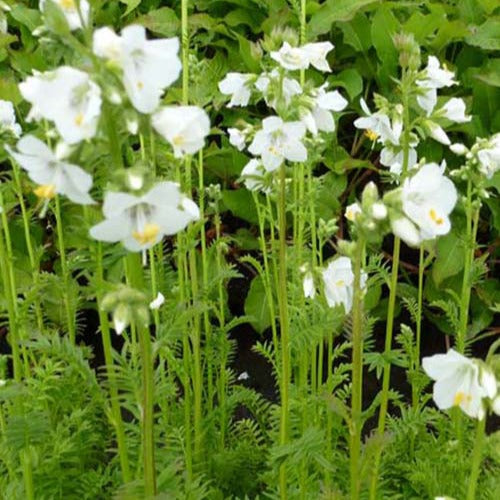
(60, 0, 75, 8)
(172, 134, 185, 146)
(335, 280, 345, 287)
(137, 81, 144, 90)
(34, 184, 56, 200)
(346, 208, 359, 221)
(453, 391, 472, 407)
(429, 208, 444, 225)
(74, 113, 84, 126)
(365, 129, 378, 141)
(132, 223, 160, 245)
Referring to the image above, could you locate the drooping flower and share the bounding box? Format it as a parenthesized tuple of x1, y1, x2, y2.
(0, 100, 21, 137)
(353, 99, 400, 145)
(422, 349, 495, 419)
(255, 70, 302, 109)
(477, 133, 500, 179)
(240, 159, 271, 193)
(40, 0, 90, 31)
(400, 162, 457, 242)
(437, 97, 471, 123)
(152, 106, 210, 157)
(426, 120, 451, 145)
(391, 217, 422, 247)
(301, 84, 348, 135)
(228, 127, 246, 151)
(303, 272, 316, 299)
(322, 256, 367, 313)
(248, 116, 306, 171)
(380, 142, 418, 175)
(89, 182, 199, 252)
(270, 41, 334, 72)
(93, 25, 181, 114)
(6, 135, 94, 205)
(149, 292, 165, 310)
(218, 72, 253, 107)
(19, 66, 101, 144)
(301, 42, 334, 72)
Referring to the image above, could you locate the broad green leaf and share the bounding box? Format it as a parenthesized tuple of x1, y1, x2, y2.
(9, 4, 42, 31)
(466, 18, 500, 50)
(222, 188, 259, 225)
(339, 13, 372, 52)
(474, 59, 500, 87)
(136, 8, 180, 37)
(330, 68, 363, 100)
(308, 0, 380, 37)
(244, 275, 272, 334)
(432, 231, 466, 286)
(234, 32, 261, 72)
(120, 0, 141, 17)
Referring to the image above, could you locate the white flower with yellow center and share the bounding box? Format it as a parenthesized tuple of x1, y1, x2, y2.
(152, 105, 210, 158)
(322, 256, 367, 314)
(477, 133, 500, 179)
(422, 349, 495, 420)
(0, 99, 21, 137)
(401, 162, 457, 241)
(353, 99, 400, 146)
(40, 0, 90, 31)
(248, 116, 307, 171)
(93, 25, 181, 114)
(19, 66, 101, 144)
(6, 135, 94, 205)
(345, 202, 362, 222)
(218, 72, 253, 107)
(89, 182, 199, 252)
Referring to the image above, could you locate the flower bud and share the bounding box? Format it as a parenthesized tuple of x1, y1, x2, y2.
(371, 202, 388, 220)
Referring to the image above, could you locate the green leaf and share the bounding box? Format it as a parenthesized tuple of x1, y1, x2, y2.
(466, 17, 500, 50)
(330, 68, 363, 100)
(234, 32, 261, 72)
(474, 59, 500, 87)
(42, 0, 71, 36)
(431, 231, 466, 286)
(9, 4, 42, 31)
(244, 275, 272, 334)
(135, 8, 180, 37)
(339, 13, 372, 52)
(222, 188, 259, 225)
(120, 0, 141, 17)
(308, 0, 380, 37)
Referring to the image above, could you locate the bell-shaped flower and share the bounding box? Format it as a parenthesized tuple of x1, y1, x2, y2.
(437, 97, 471, 123)
(255, 70, 302, 109)
(152, 105, 210, 158)
(93, 25, 181, 114)
(19, 66, 101, 144)
(302, 84, 348, 135)
(354, 99, 400, 145)
(248, 116, 307, 171)
(322, 256, 367, 314)
(422, 349, 493, 419)
(426, 120, 451, 145)
(0, 99, 21, 137)
(391, 216, 422, 247)
(40, 0, 90, 31)
(240, 158, 272, 193)
(89, 182, 200, 252)
(477, 133, 500, 179)
(218, 72, 253, 107)
(6, 135, 94, 205)
(401, 162, 457, 241)
(301, 42, 334, 72)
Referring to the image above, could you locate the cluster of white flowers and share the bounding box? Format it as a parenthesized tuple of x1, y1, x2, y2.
(219, 40, 347, 192)
(2, 8, 210, 254)
(423, 349, 499, 420)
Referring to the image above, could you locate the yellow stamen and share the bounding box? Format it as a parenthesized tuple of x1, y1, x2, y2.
(453, 391, 471, 407)
(132, 223, 160, 246)
(429, 208, 444, 225)
(336, 280, 345, 287)
(346, 209, 357, 222)
(34, 184, 56, 200)
(60, 0, 75, 8)
(172, 135, 185, 146)
(365, 129, 378, 141)
(137, 81, 144, 89)
(268, 145, 279, 155)
(75, 113, 84, 126)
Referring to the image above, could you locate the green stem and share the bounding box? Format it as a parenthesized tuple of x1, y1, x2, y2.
(277, 163, 291, 500)
(466, 415, 486, 500)
(350, 237, 366, 500)
(412, 245, 425, 409)
(54, 195, 76, 344)
(126, 253, 156, 496)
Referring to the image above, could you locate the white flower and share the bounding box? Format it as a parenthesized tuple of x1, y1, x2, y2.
(248, 116, 306, 171)
(0, 99, 21, 136)
(438, 98, 471, 123)
(301, 42, 334, 72)
(6, 135, 94, 205)
(422, 349, 493, 419)
(416, 88, 438, 116)
(345, 202, 361, 222)
(380, 145, 418, 176)
(492, 395, 500, 416)
(270, 42, 309, 70)
(240, 159, 271, 193)
(450, 143, 468, 155)
(401, 162, 457, 241)
(237, 371, 249, 381)
(218, 73, 252, 107)
(426, 120, 450, 145)
(371, 202, 388, 220)
(322, 256, 367, 314)
(302, 84, 347, 135)
(391, 217, 422, 247)
(228, 127, 246, 151)
(255, 70, 302, 109)
(93, 25, 181, 114)
(477, 133, 500, 179)
(152, 106, 210, 158)
(89, 182, 200, 252)
(303, 272, 316, 299)
(19, 66, 101, 144)
(40, 0, 90, 31)
(354, 99, 400, 145)
(149, 292, 165, 310)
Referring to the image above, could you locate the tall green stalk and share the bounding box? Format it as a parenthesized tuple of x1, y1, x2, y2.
(350, 237, 366, 500)
(412, 245, 425, 408)
(466, 415, 486, 500)
(277, 162, 291, 499)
